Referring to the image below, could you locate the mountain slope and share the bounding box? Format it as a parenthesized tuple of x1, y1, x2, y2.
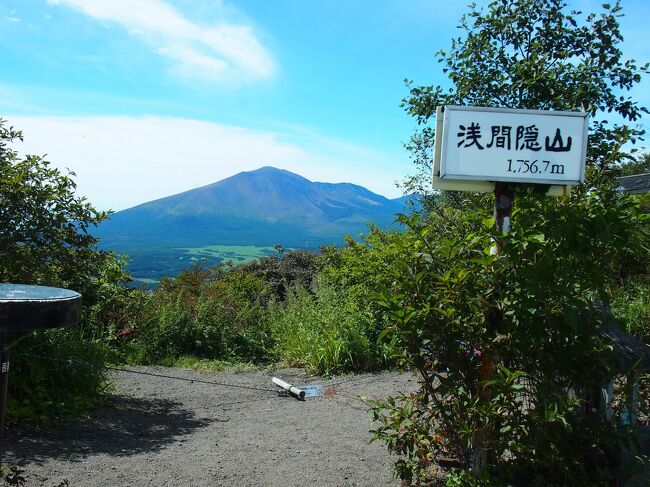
(97, 166, 406, 249)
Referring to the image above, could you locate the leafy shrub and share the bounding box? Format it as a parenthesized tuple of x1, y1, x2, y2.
(117, 265, 274, 364)
(0, 119, 128, 424)
(370, 183, 645, 486)
(319, 228, 416, 306)
(238, 248, 321, 300)
(269, 281, 378, 375)
(93, 249, 400, 374)
(374, 0, 650, 481)
(9, 329, 112, 424)
(611, 278, 650, 425)
(611, 278, 650, 343)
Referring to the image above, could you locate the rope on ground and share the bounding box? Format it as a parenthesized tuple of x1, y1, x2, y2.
(334, 390, 371, 412)
(14, 352, 276, 394)
(14, 352, 401, 405)
(327, 371, 391, 389)
(106, 365, 277, 393)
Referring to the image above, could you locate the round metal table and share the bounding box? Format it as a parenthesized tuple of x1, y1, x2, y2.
(0, 284, 81, 332)
(0, 284, 81, 466)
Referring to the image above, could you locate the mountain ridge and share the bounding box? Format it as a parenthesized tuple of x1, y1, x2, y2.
(98, 166, 405, 245)
(95, 166, 408, 279)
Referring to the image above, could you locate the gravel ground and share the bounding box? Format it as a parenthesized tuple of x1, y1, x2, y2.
(6, 366, 418, 487)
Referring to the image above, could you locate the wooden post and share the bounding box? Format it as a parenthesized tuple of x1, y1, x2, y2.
(472, 182, 514, 477)
(627, 371, 639, 425)
(0, 332, 8, 470)
(493, 182, 515, 247)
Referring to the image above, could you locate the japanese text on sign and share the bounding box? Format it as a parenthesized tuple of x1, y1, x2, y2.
(439, 106, 588, 185)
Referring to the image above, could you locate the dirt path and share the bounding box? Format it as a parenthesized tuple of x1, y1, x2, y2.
(6, 366, 417, 487)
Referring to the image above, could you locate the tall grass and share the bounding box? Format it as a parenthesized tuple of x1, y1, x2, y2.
(269, 281, 378, 375)
(9, 329, 112, 424)
(611, 278, 650, 343)
(79, 254, 397, 379)
(610, 278, 650, 423)
(114, 268, 275, 364)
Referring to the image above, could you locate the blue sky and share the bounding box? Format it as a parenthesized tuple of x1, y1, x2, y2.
(2, 0, 649, 211)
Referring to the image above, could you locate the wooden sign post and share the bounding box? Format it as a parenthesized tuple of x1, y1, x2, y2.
(432, 105, 588, 475)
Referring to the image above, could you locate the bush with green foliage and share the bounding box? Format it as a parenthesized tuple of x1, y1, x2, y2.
(100, 238, 409, 374)
(371, 0, 650, 485)
(616, 153, 650, 177)
(611, 276, 650, 425)
(0, 119, 129, 424)
(110, 264, 275, 364)
(238, 247, 321, 300)
(269, 280, 377, 375)
(612, 278, 650, 343)
(0, 120, 124, 296)
(371, 184, 646, 485)
(9, 330, 112, 424)
(319, 229, 415, 305)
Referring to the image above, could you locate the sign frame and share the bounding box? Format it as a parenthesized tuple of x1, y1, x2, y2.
(434, 105, 588, 190)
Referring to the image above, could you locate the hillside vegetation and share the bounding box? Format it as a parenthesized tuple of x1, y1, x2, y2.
(82, 237, 404, 374)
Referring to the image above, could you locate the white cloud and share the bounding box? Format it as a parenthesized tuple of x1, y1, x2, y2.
(8, 115, 406, 212)
(46, 0, 275, 82)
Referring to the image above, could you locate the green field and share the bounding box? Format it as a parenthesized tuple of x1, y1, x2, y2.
(182, 244, 276, 263)
(129, 245, 278, 287)
(133, 277, 160, 285)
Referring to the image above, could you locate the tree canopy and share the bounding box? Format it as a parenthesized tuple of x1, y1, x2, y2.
(371, 1, 650, 485)
(401, 0, 648, 196)
(0, 119, 126, 300)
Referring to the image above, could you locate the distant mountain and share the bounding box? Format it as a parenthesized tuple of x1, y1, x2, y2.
(96, 167, 409, 281)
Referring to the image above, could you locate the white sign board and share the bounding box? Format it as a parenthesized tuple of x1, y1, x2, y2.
(439, 106, 588, 185)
